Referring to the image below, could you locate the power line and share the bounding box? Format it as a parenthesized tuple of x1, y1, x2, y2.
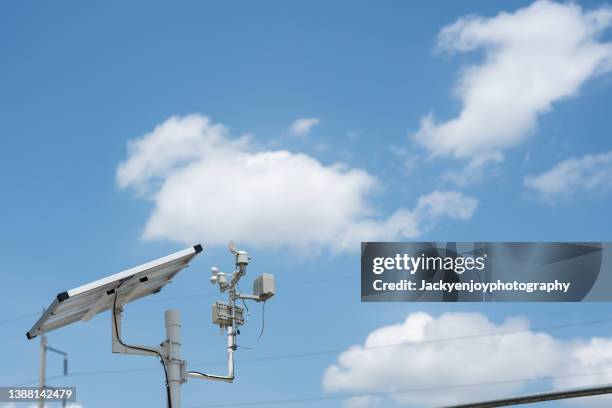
(189, 316, 612, 365)
(442, 383, 612, 408)
(0, 274, 355, 327)
(11, 316, 612, 386)
(0, 311, 40, 327)
(13, 367, 164, 387)
(184, 372, 612, 407)
(147, 273, 355, 304)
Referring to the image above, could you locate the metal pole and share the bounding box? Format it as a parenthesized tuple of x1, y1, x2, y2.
(164, 309, 182, 408)
(38, 334, 47, 408)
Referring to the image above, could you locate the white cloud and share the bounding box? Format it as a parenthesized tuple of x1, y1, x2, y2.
(389, 146, 420, 173)
(524, 150, 612, 202)
(323, 312, 612, 407)
(344, 396, 382, 408)
(413, 0, 612, 179)
(288, 117, 320, 137)
(553, 337, 612, 407)
(117, 114, 477, 252)
(441, 153, 504, 186)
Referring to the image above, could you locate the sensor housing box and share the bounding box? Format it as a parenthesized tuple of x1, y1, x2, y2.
(253, 274, 275, 301)
(212, 302, 244, 327)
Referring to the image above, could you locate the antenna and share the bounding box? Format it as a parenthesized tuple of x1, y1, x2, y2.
(26, 243, 275, 408)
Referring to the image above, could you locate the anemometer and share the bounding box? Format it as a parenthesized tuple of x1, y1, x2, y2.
(27, 241, 275, 408)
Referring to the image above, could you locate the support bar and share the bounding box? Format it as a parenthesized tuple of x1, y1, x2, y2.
(111, 307, 161, 356)
(236, 293, 260, 302)
(45, 345, 68, 356)
(186, 327, 235, 383)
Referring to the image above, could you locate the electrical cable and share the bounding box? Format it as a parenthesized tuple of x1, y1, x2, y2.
(234, 281, 264, 350)
(4, 274, 356, 329)
(0, 311, 40, 327)
(112, 286, 172, 408)
(146, 273, 355, 305)
(236, 282, 250, 314)
(12, 315, 612, 386)
(256, 300, 265, 343)
(186, 372, 612, 408)
(237, 300, 266, 350)
(441, 383, 612, 408)
(196, 315, 612, 365)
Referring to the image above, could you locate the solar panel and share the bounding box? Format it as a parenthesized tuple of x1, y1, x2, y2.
(26, 244, 203, 340)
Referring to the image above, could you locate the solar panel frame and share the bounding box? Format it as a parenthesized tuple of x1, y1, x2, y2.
(26, 244, 203, 339)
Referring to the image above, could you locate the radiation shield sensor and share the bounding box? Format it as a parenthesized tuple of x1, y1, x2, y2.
(253, 273, 275, 301)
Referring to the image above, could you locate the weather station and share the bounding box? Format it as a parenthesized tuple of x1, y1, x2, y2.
(26, 241, 275, 408)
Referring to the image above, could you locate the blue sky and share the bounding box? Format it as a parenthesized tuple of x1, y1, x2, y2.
(1, 1, 612, 407)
